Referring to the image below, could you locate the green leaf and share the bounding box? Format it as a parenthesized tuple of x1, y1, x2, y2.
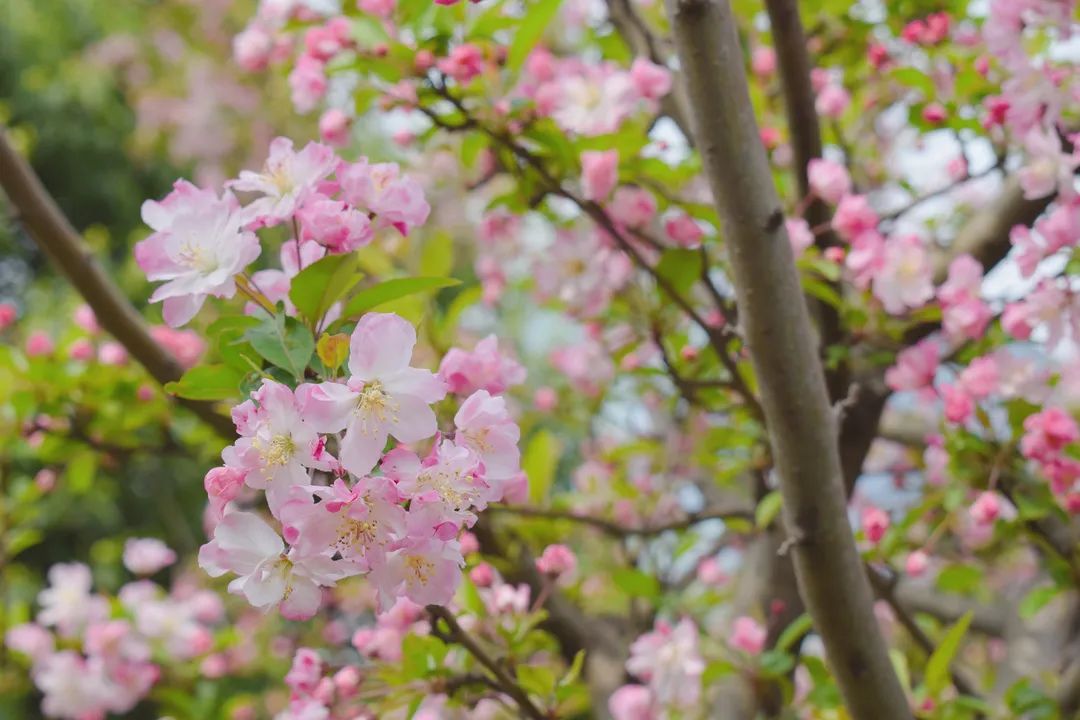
(1018, 585, 1059, 620)
(5, 528, 44, 558)
(516, 665, 556, 697)
(612, 568, 660, 601)
(755, 490, 783, 529)
(655, 248, 703, 298)
(925, 611, 973, 696)
(507, 0, 563, 72)
(891, 66, 934, 97)
(245, 315, 315, 381)
(420, 232, 454, 277)
(401, 634, 447, 679)
(559, 650, 586, 687)
(935, 564, 983, 594)
(524, 429, 560, 503)
(164, 364, 244, 401)
(341, 277, 461, 320)
(759, 650, 795, 677)
(774, 613, 812, 652)
(289, 253, 362, 324)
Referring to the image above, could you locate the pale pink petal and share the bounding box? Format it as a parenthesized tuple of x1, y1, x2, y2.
(348, 313, 416, 379)
(340, 421, 389, 476)
(387, 394, 438, 443)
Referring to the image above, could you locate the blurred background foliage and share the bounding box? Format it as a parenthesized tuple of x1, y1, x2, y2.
(0, 0, 305, 714)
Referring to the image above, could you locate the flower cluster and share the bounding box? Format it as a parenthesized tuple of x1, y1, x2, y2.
(136, 137, 428, 326)
(199, 312, 523, 618)
(6, 558, 220, 720)
(610, 618, 705, 719)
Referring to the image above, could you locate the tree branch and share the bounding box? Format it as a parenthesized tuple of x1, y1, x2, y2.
(868, 564, 984, 700)
(0, 129, 235, 440)
(427, 605, 547, 720)
(486, 502, 753, 538)
(662, 1, 912, 717)
(763, 0, 848, 403)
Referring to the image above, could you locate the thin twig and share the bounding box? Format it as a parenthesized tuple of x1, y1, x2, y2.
(426, 606, 547, 720)
(486, 503, 753, 538)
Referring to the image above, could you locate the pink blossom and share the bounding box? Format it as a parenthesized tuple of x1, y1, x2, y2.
(438, 44, 485, 83)
(73, 304, 99, 333)
(338, 159, 430, 236)
(0, 302, 16, 329)
(885, 339, 939, 391)
(288, 54, 327, 113)
(970, 491, 1002, 526)
(609, 187, 657, 228)
(123, 538, 177, 575)
(37, 563, 109, 637)
(359, 0, 396, 17)
(1018, 128, 1078, 200)
(729, 615, 766, 655)
(580, 149, 619, 201)
(224, 380, 335, 512)
(861, 506, 889, 544)
(35, 468, 57, 492)
(67, 338, 94, 362)
(26, 331, 54, 357)
(382, 440, 490, 526)
(905, 550, 929, 577)
(198, 511, 348, 619)
(136, 184, 260, 327)
(286, 648, 323, 695)
(922, 103, 947, 124)
(807, 158, 851, 204)
(454, 389, 522, 481)
(1021, 408, 1080, 463)
(924, 439, 949, 487)
(229, 137, 337, 226)
(941, 384, 974, 424)
(301, 313, 446, 476)
(832, 194, 879, 240)
(439, 335, 526, 395)
(5, 623, 54, 663)
(609, 685, 656, 720)
(628, 58, 672, 100)
(872, 235, 934, 314)
(470, 562, 495, 587)
(32, 651, 111, 719)
(98, 342, 129, 366)
(367, 534, 464, 610)
(785, 217, 814, 256)
(751, 46, 776, 77)
(296, 194, 373, 253)
(534, 386, 558, 411)
(304, 18, 352, 61)
(958, 356, 999, 399)
(204, 465, 246, 520)
(150, 325, 206, 368)
(696, 557, 727, 586)
(233, 24, 274, 72)
(626, 619, 704, 708)
(536, 544, 577, 577)
(815, 83, 850, 118)
(318, 109, 351, 147)
(665, 213, 705, 248)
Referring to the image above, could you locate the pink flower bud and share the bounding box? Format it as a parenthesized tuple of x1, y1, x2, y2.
(536, 544, 577, 577)
(25, 331, 54, 357)
(904, 550, 929, 577)
(319, 109, 351, 147)
(730, 616, 766, 655)
(861, 506, 889, 544)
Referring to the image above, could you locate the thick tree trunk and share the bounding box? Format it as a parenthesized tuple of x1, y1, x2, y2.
(661, 1, 913, 718)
